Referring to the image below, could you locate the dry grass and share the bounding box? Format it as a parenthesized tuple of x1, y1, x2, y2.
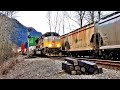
(0, 58, 16, 75)
(0, 55, 24, 75)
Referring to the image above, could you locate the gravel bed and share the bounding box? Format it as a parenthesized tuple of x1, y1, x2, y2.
(0, 57, 120, 79)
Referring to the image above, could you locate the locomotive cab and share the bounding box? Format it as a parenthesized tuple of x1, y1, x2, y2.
(35, 32, 61, 56)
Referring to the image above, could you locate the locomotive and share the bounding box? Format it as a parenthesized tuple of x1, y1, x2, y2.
(60, 11, 120, 60)
(34, 32, 61, 56)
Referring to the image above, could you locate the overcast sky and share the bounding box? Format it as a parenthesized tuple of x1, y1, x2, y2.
(15, 11, 114, 35)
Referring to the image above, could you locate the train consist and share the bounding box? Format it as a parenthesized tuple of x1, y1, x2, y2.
(60, 12, 120, 60)
(34, 32, 61, 56)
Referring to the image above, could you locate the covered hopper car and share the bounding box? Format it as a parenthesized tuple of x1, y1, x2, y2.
(60, 12, 120, 60)
(97, 11, 120, 59)
(60, 23, 98, 57)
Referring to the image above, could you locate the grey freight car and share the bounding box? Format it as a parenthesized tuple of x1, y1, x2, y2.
(97, 11, 120, 59)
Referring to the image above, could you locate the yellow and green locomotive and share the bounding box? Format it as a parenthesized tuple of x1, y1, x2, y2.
(35, 32, 61, 56)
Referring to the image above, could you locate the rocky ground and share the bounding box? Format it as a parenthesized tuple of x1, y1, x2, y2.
(0, 56, 120, 79)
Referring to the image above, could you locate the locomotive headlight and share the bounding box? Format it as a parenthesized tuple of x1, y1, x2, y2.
(57, 44, 61, 47)
(48, 44, 52, 47)
(90, 48, 93, 50)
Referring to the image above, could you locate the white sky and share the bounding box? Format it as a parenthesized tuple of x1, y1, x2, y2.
(15, 11, 114, 35)
(15, 11, 49, 34)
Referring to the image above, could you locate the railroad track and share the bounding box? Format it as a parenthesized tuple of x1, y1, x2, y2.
(47, 56, 66, 61)
(29, 54, 120, 70)
(40, 55, 120, 68)
(75, 57, 120, 70)
(49, 56, 120, 67)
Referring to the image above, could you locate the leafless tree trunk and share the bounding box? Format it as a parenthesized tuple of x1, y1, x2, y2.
(84, 11, 103, 24)
(75, 11, 85, 28)
(46, 11, 66, 34)
(54, 11, 59, 32)
(58, 11, 67, 35)
(46, 11, 52, 32)
(89, 11, 95, 23)
(98, 11, 102, 21)
(65, 11, 85, 28)
(65, 12, 79, 25)
(62, 12, 65, 34)
(58, 17, 62, 34)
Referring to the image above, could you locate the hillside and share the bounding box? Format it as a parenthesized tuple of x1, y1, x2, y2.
(12, 19, 42, 47)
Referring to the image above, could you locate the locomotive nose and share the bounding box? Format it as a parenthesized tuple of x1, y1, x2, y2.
(48, 44, 52, 48)
(57, 44, 61, 48)
(52, 41, 55, 44)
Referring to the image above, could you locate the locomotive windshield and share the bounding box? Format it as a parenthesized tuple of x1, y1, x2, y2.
(43, 32, 60, 37)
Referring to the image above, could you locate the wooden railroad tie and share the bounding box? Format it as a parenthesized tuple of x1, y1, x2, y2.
(62, 57, 103, 75)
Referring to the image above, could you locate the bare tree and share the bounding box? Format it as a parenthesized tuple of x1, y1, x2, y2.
(75, 11, 85, 28)
(0, 11, 18, 18)
(92, 11, 103, 22)
(62, 11, 65, 34)
(58, 16, 62, 34)
(84, 11, 103, 24)
(57, 11, 72, 35)
(46, 11, 52, 32)
(98, 11, 101, 21)
(97, 11, 104, 22)
(46, 11, 66, 34)
(57, 11, 68, 35)
(46, 11, 61, 33)
(65, 11, 85, 28)
(88, 11, 95, 23)
(54, 11, 59, 32)
(57, 11, 79, 35)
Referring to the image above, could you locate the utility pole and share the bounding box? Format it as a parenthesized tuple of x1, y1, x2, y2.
(27, 28, 32, 57)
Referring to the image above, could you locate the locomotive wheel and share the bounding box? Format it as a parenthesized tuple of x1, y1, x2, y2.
(42, 47, 48, 55)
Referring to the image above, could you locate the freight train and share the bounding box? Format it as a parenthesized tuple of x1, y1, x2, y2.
(60, 12, 120, 60)
(34, 32, 61, 56)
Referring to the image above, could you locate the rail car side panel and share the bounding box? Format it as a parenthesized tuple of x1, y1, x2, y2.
(60, 24, 95, 51)
(98, 15, 120, 48)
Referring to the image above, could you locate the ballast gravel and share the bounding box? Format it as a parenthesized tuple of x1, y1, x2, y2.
(0, 57, 120, 79)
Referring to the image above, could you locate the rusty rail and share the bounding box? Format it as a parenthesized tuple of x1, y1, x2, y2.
(47, 56, 120, 70)
(76, 58, 120, 70)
